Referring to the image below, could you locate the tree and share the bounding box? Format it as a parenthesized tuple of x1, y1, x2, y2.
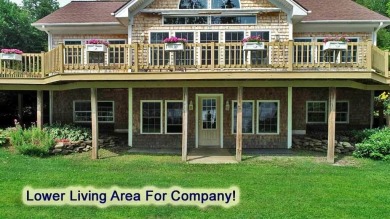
(22, 0, 59, 21)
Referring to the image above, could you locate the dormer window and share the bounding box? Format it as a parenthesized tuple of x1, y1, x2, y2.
(179, 0, 240, 9)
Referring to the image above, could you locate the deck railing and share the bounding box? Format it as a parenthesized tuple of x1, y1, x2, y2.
(0, 41, 388, 79)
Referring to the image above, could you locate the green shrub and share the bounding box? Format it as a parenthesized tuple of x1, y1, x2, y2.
(353, 128, 390, 160)
(0, 130, 7, 147)
(351, 128, 381, 143)
(44, 123, 91, 142)
(9, 126, 55, 157)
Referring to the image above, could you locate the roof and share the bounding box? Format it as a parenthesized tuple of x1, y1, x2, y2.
(34, 1, 127, 24)
(295, 0, 390, 21)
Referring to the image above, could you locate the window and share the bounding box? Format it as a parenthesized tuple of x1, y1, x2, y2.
(257, 101, 279, 134)
(175, 32, 195, 65)
(341, 38, 358, 63)
(141, 101, 162, 134)
(250, 31, 270, 65)
(179, 0, 208, 9)
(306, 101, 327, 123)
(294, 38, 312, 63)
(225, 32, 244, 65)
(211, 0, 240, 8)
(200, 32, 219, 65)
(202, 98, 217, 129)
(232, 101, 254, 134)
(165, 101, 183, 134)
(316, 38, 358, 63)
(108, 40, 126, 64)
(64, 40, 82, 64)
(150, 32, 169, 65)
(164, 16, 208, 25)
(211, 16, 256, 24)
(336, 101, 349, 123)
(73, 101, 114, 123)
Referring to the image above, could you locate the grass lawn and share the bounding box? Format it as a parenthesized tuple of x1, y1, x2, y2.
(1, 147, 390, 219)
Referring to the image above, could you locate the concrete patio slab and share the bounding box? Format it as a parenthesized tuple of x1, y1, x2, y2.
(187, 148, 237, 164)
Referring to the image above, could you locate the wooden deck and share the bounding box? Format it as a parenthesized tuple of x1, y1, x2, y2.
(0, 41, 389, 83)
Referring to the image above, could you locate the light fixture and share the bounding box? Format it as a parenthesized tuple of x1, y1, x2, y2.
(275, 34, 280, 42)
(225, 101, 230, 111)
(189, 101, 193, 110)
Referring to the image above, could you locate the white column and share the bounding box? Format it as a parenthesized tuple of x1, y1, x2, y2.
(49, 90, 53, 125)
(128, 88, 133, 147)
(37, 90, 43, 129)
(236, 86, 243, 162)
(287, 87, 292, 149)
(91, 88, 99, 159)
(182, 87, 188, 161)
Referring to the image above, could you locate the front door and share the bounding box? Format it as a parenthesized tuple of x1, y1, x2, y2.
(198, 96, 221, 147)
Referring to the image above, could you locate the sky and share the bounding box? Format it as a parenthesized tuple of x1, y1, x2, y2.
(10, 0, 72, 7)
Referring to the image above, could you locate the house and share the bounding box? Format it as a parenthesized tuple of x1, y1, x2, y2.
(1, 0, 390, 162)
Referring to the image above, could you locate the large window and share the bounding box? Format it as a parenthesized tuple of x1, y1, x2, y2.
(150, 32, 169, 65)
(211, 16, 256, 24)
(200, 32, 219, 65)
(316, 38, 358, 63)
(108, 40, 126, 64)
(175, 32, 195, 65)
(164, 16, 208, 25)
(336, 101, 349, 123)
(306, 101, 327, 123)
(225, 32, 244, 65)
(73, 101, 114, 123)
(211, 0, 240, 8)
(250, 31, 270, 65)
(64, 40, 82, 64)
(232, 101, 254, 134)
(257, 101, 279, 134)
(179, 0, 208, 9)
(165, 101, 183, 134)
(141, 101, 162, 134)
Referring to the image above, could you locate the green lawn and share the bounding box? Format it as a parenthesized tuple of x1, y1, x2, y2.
(1, 148, 390, 219)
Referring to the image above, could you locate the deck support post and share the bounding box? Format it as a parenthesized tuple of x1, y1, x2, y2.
(49, 91, 53, 125)
(287, 87, 292, 148)
(236, 86, 243, 162)
(182, 87, 188, 162)
(327, 87, 336, 163)
(36, 90, 43, 129)
(128, 88, 133, 147)
(91, 88, 99, 160)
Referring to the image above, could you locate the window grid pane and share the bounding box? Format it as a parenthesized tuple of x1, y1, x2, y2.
(336, 102, 348, 122)
(202, 98, 217, 129)
(233, 101, 253, 134)
(166, 102, 183, 133)
(258, 102, 278, 133)
(150, 32, 170, 65)
(250, 31, 270, 65)
(307, 102, 326, 123)
(74, 101, 114, 122)
(175, 32, 195, 65)
(142, 102, 162, 133)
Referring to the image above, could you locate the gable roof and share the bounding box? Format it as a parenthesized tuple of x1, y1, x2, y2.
(33, 1, 127, 25)
(295, 0, 390, 22)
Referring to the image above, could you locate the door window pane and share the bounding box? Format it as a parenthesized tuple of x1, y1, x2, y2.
(202, 99, 217, 129)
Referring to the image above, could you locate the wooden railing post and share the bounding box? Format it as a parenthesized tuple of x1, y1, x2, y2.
(58, 43, 64, 73)
(385, 50, 389, 78)
(41, 51, 46, 78)
(133, 43, 139, 72)
(288, 40, 293, 71)
(210, 42, 215, 70)
(366, 40, 372, 71)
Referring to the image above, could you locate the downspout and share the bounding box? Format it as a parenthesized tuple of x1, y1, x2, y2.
(42, 25, 52, 51)
(373, 22, 384, 46)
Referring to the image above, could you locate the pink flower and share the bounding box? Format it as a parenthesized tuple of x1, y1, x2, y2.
(86, 39, 109, 46)
(323, 36, 349, 43)
(163, 37, 187, 43)
(242, 36, 264, 43)
(1, 49, 23, 54)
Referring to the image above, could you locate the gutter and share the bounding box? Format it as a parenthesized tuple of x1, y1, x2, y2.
(32, 22, 122, 27)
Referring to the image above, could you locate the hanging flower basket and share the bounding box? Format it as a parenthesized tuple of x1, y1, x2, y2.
(242, 36, 265, 51)
(163, 37, 187, 51)
(85, 39, 109, 53)
(0, 49, 23, 61)
(323, 36, 349, 51)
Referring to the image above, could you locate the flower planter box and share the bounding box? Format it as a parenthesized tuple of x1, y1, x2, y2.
(0, 53, 22, 61)
(243, 42, 265, 51)
(323, 41, 347, 51)
(86, 44, 107, 53)
(164, 43, 184, 51)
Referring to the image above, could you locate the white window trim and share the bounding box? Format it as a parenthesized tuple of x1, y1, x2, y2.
(256, 100, 280, 135)
(231, 100, 255, 135)
(165, 100, 184, 134)
(336, 100, 349, 124)
(73, 100, 115, 123)
(306, 101, 327, 124)
(140, 100, 163, 134)
(63, 39, 84, 45)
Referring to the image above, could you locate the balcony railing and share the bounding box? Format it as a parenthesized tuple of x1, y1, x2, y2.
(0, 41, 388, 79)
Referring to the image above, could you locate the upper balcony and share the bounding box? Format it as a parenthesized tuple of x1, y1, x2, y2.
(0, 41, 389, 84)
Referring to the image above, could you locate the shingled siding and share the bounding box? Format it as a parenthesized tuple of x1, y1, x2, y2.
(52, 89, 128, 131)
(292, 88, 371, 132)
